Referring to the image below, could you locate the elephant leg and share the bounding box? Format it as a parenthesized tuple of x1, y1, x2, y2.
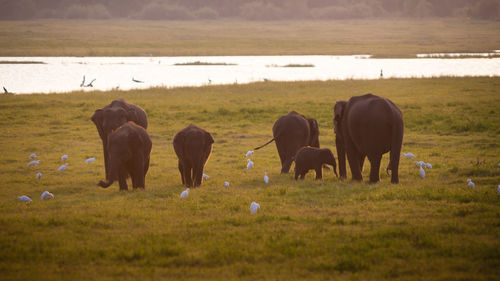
(300, 172, 306, 179)
(178, 160, 185, 185)
(367, 154, 382, 183)
(294, 170, 299, 180)
(103, 142, 110, 180)
(132, 159, 145, 189)
(315, 166, 323, 180)
(182, 162, 193, 187)
(281, 158, 294, 174)
(118, 166, 128, 191)
(359, 154, 366, 173)
(347, 149, 363, 181)
(193, 162, 203, 187)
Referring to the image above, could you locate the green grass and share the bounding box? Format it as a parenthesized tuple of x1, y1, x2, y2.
(0, 77, 499, 280)
(0, 19, 499, 57)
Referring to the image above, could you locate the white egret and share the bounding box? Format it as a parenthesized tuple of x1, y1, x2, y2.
(419, 165, 425, 179)
(264, 171, 269, 184)
(36, 172, 42, 179)
(224, 181, 230, 188)
(18, 195, 32, 203)
(425, 163, 432, 169)
(415, 161, 425, 167)
(30, 153, 37, 159)
(41, 191, 54, 200)
(247, 159, 254, 170)
(467, 179, 475, 188)
(250, 202, 260, 214)
(180, 188, 189, 199)
(58, 163, 68, 171)
(402, 152, 416, 158)
(85, 157, 95, 163)
(203, 173, 209, 180)
(246, 150, 254, 157)
(61, 155, 68, 161)
(28, 160, 40, 167)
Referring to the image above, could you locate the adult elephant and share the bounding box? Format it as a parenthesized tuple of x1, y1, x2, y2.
(173, 124, 214, 187)
(254, 111, 320, 173)
(91, 99, 148, 183)
(334, 93, 403, 183)
(98, 122, 152, 190)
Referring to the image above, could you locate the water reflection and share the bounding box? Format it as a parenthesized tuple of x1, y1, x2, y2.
(1, 55, 499, 94)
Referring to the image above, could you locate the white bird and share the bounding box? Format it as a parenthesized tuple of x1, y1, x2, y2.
(180, 188, 189, 199)
(224, 181, 230, 188)
(402, 152, 416, 158)
(36, 172, 42, 179)
(419, 165, 425, 179)
(58, 163, 68, 171)
(264, 171, 269, 184)
(41, 191, 54, 200)
(247, 159, 254, 170)
(415, 161, 425, 167)
(85, 157, 95, 163)
(425, 163, 432, 169)
(30, 153, 37, 159)
(203, 173, 209, 180)
(250, 202, 260, 214)
(467, 179, 475, 188)
(246, 150, 254, 157)
(28, 160, 40, 167)
(61, 155, 68, 161)
(18, 195, 32, 203)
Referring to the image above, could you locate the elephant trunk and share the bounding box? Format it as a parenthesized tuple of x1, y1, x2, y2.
(336, 136, 347, 179)
(98, 179, 113, 188)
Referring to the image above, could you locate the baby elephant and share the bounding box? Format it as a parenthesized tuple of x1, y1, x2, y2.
(294, 146, 338, 180)
(98, 121, 152, 190)
(173, 124, 214, 187)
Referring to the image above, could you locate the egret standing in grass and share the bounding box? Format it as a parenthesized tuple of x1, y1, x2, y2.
(224, 181, 230, 188)
(467, 179, 475, 188)
(36, 172, 42, 180)
(61, 155, 68, 161)
(247, 159, 254, 170)
(250, 202, 260, 214)
(402, 152, 416, 158)
(18, 195, 32, 203)
(246, 150, 254, 157)
(28, 160, 40, 167)
(419, 165, 425, 179)
(30, 153, 37, 159)
(58, 163, 68, 171)
(180, 188, 189, 199)
(41, 191, 54, 200)
(203, 173, 209, 180)
(264, 171, 269, 184)
(85, 157, 95, 163)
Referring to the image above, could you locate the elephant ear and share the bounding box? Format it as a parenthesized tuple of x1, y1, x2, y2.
(307, 118, 320, 147)
(126, 108, 139, 124)
(91, 109, 106, 140)
(206, 132, 214, 144)
(334, 101, 347, 123)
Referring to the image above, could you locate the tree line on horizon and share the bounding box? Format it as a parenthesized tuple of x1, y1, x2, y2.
(1, 0, 499, 20)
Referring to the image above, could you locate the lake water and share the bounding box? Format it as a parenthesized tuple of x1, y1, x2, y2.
(1, 55, 499, 94)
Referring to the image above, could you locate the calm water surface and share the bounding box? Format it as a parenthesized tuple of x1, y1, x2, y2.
(1, 55, 499, 94)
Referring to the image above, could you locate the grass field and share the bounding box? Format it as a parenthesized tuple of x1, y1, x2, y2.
(0, 77, 499, 280)
(0, 19, 499, 57)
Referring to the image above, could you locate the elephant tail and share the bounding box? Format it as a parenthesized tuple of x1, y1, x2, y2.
(98, 179, 113, 188)
(254, 137, 276, 150)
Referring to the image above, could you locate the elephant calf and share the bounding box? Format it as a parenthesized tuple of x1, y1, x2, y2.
(98, 121, 152, 190)
(294, 146, 338, 180)
(173, 124, 214, 187)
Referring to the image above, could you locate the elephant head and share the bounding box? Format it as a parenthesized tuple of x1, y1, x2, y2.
(319, 148, 338, 177)
(307, 118, 320, 148)
(333, 101, 347, 179)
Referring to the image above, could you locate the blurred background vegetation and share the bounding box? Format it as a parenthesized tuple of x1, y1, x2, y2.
(1, 0, 499, 21)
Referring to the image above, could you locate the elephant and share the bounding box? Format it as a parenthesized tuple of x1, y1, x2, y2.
(294, 146, 338, 180)
(91, 99, 148, 183)
(254, 111, 320, 173)
(98, 121, 152, 190)
(334, 93, 404, 183)
(173, 124, 214, 187)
